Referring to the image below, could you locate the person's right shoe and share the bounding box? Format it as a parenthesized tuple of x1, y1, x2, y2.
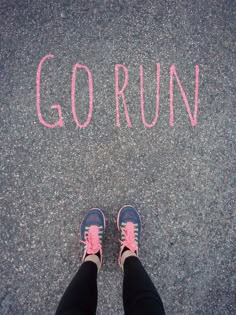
(117, 205, 142, 268)
(80, 208, 106, 271)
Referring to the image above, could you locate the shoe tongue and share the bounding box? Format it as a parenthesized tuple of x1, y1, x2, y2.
(89, 225, 99, 232)
(86, 226, 100, 254)
(124, 223, 137, 252)
(126, 222, 134, 229)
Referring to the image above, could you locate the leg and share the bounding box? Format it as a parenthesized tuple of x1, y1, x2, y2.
(117, 205, 166, 315)
(55, 260, 98, 315)
(123, 255, 165, 315)
(55, 208, 106, 315)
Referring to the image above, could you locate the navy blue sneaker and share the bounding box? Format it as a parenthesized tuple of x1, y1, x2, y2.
(117, 205, 142, 267)
(80, 208, 106, 270)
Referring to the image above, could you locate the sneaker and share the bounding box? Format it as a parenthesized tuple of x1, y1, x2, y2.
(80, 208, 106, 270)
(117, 205, 142, 267)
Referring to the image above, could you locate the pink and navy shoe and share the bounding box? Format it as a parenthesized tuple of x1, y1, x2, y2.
(117, 205, 142, 267)
(80, 208, 106, 270)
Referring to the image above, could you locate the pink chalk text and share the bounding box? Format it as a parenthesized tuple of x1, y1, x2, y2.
(36, 54, 200, 128)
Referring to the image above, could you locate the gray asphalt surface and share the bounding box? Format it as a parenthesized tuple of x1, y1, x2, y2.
(0, 0, 235, 314)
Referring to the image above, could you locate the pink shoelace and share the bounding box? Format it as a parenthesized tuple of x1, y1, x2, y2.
(119, 222, 138, 253)
(81, 225, 101, 255)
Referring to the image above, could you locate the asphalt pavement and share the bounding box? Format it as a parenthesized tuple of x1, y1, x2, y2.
(0, 0, 235, 314)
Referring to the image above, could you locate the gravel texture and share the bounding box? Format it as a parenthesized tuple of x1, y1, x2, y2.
(0, 0, 235, 314)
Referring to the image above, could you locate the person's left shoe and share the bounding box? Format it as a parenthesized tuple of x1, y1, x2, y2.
(80, 208, 106, 271)
(117, 205, 142, 268)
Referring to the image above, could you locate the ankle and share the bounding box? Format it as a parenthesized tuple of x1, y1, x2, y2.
(84, 254, 101, 271)
(121, 250, 137, 268)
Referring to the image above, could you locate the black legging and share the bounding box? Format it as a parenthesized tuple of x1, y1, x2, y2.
(55, 256, 166, 315)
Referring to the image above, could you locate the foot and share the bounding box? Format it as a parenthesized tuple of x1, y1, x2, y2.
(80, 208, 106, 271)
(117, 205, 142, 269)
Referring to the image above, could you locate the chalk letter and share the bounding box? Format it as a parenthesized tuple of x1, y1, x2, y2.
(71, 64, 93, 128)
(170, 65, 199, 126)
(115, 64, 132, 127)
(36, 54, 64, 128)
(140, 64, 160, 127)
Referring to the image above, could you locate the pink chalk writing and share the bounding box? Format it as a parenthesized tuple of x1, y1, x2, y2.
(170, 65, 199, 127)
(71, 64, 93, 128)
(36, 55, 200, 128)
(36, 54, 64, 128)
(140, 64, 160, 128)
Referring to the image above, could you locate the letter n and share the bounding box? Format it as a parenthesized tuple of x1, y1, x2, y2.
(170, 65, 199, 126)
